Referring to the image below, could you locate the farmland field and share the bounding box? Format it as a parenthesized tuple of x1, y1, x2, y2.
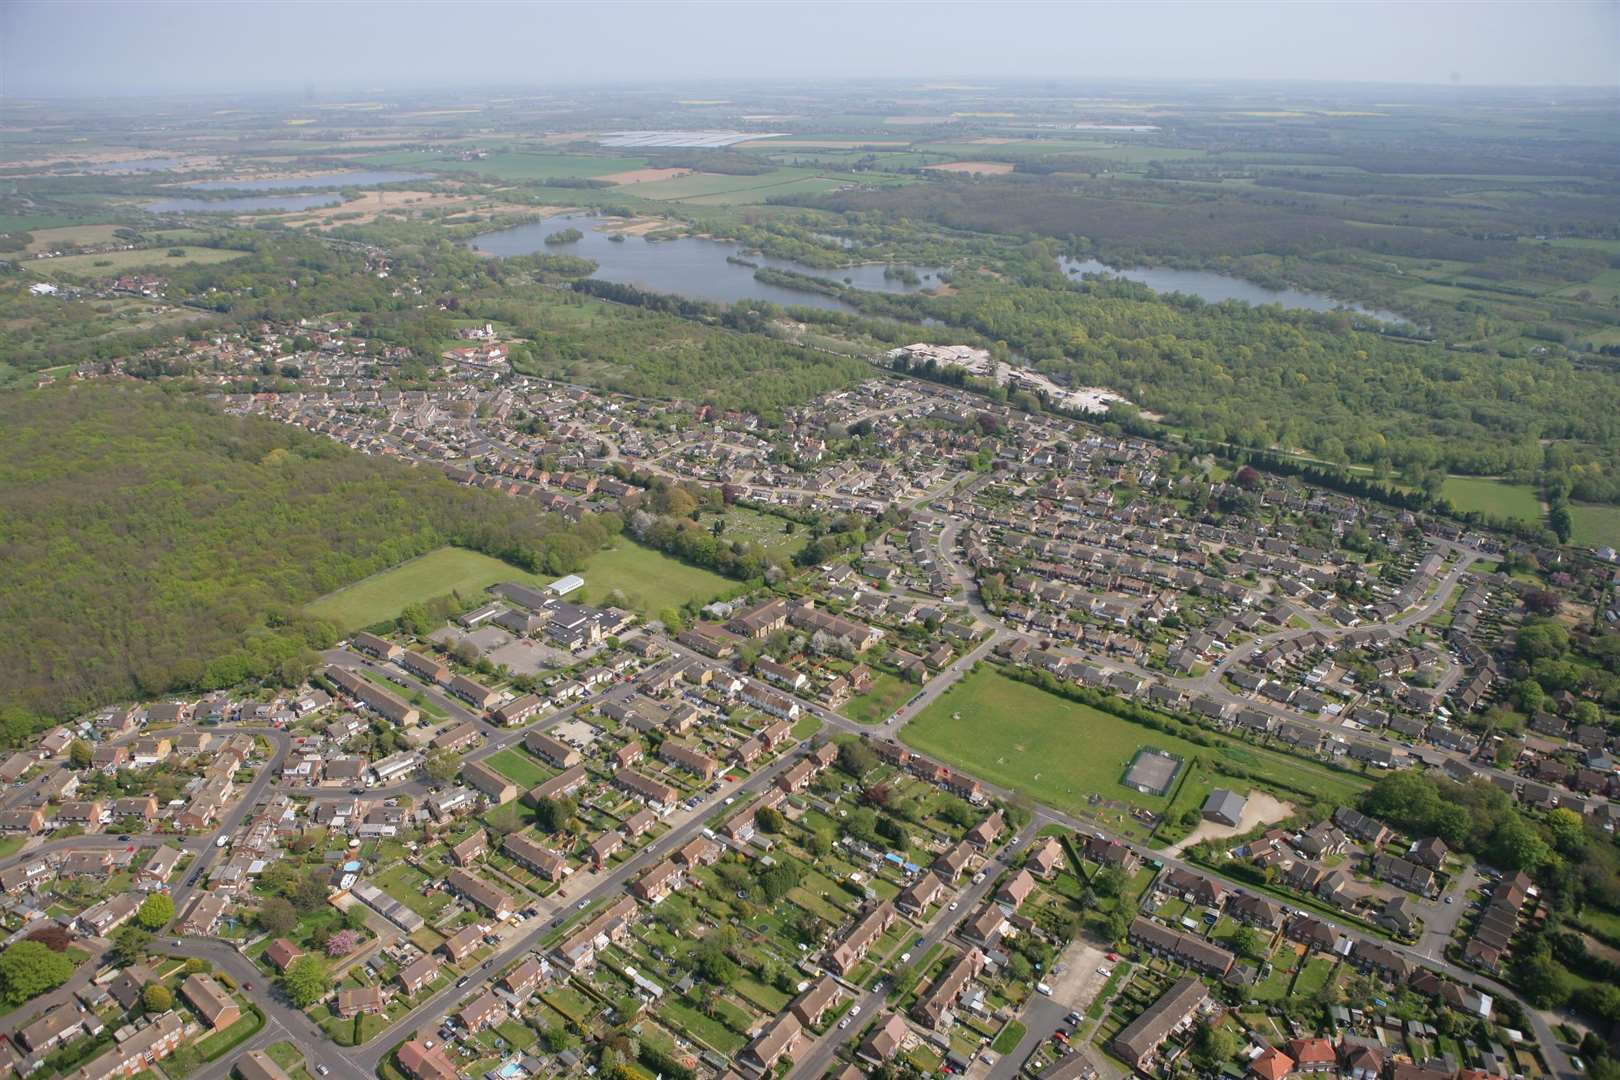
(33, 245, 249, 275)
(306, 546, 550, 631)
(578, 541, 735, 614)
(901, 668, 1364, 821)
(1439, 476, 1541, 523)
(628, 168, 852, 204)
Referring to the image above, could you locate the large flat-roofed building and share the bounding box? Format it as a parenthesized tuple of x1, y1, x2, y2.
(1123, 748, 1182, 797)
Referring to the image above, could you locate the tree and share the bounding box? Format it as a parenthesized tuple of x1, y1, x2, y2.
(534, 796, 576, 834)
(756, 806, 785, 834)
(344, 905, 369, 933)
(291, 871, 332, 914)
(424, 749, 461, 785)
(0, 940, 75, 1005)
(1487, 816, 1550, 873)
(111, 925, 152, 967)
(143, 983, 174, 1012)
(838, 740, 878, 778)
(136, 892, 175, 930)
(326, 929, 362, 957)
(1574, 984, 1620, 1026)
(691, 940, 738, 986)
(68, 739, 92, 770)
(281, 954, 332, 1007)
(1091, 867, 1125, 899)
(257, 897, 298, 936)
(1193, 1020, 1241, 1066)
(1231, 925, 1264, 961)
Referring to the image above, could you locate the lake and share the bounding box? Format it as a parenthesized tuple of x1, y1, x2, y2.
(1060, 257, 1407, 323)
(470, 214, 944, 312)
(183, 170, 426, 191)
(146, 193, 343, 214)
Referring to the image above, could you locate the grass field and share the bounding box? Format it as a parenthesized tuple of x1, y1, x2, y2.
(24, 223, 128, 252)
(34, 245, 248, 275)
(703, 505, 806, 559)
(579, 541, 734, 614)
(1570, 503, 1620, 549)
(306, 546, 549, 631)
(352, 150, 649, 181)
(839, 668, 914, 725)
(1439, 476, 1542, 523)
(484, 748, 552, 788)
(901, 669, 1364, 821)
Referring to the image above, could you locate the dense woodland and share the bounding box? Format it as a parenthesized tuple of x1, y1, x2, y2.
(0, 385, 616, 722)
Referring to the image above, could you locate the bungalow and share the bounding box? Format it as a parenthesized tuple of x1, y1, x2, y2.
(181, 973, 241, 1029)
(265, 938, 303, 974)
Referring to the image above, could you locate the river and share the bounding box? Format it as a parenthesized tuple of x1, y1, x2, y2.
(470, 214, 944, 312)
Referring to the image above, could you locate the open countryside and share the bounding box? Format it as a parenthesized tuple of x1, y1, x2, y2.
(0, 9, 1616, 1080)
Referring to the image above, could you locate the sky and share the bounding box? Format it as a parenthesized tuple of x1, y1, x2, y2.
(3, 0, 1616, 98)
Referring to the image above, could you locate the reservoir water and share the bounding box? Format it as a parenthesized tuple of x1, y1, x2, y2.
(146, 193, 344, 214)
(1060, 257, 1406, 323)
(183, 171, 426, 191)
(470, 214, 944, 312)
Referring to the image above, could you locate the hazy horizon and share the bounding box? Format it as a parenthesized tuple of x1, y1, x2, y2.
(4, 0, 1617, 99)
